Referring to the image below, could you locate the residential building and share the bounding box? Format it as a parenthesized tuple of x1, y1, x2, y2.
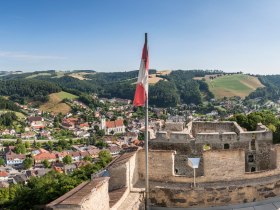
(101, 116, 126, 135)
(33, 149, 56, 163)
(0, 171, 8, 181)
(5, 151, 26, 165)
(27, 116, 45, 130)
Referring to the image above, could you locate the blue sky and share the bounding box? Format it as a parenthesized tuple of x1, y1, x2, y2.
(0, 0, 280, 74)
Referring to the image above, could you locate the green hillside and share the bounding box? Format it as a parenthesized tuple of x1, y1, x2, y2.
(206, 74, 264, 98)
(39, 91, 78, 114)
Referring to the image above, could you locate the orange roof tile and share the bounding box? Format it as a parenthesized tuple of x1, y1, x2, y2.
(34, 152, 56, 161)
(106, 119, 124, 128)
(0, 171, 8, 177)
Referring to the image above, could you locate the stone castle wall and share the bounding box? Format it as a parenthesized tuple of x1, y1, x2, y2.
(143, 146, 280, 208)
(138, 149, 175, 180)
(149, 177, 280, 208)
(81, 179, 110, 210)
(165, 122, 184, 131)
(155, 121, 272, 144)
(137, 146, 280, 183)
(47, 177, 110, 210)
(108, 152, 139, 191)
(48, 145, 280, 210)
(192, 121, 236, 137)
(151, 121, 273, 174)
(203, 149, 245, 181)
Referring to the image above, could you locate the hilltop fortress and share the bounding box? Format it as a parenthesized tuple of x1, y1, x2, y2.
(151, 120, 273, 175)
(47, 120, 280, 210)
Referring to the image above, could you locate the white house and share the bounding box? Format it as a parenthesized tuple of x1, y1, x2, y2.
(101, 116, 126, 135)
(5, 151, 26, 165)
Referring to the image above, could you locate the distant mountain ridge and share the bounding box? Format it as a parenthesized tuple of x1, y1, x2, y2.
(0, 69, 276, 107)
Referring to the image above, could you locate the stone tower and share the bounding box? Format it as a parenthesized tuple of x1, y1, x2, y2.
(101, 116, 106, 130)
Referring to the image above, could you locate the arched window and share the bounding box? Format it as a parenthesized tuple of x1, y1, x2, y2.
(224, 143, 230, 149)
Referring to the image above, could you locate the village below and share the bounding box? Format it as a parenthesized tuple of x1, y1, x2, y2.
(1, 69, 280, 209)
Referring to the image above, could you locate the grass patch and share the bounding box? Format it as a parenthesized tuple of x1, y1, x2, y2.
(206, 74, 264, 99)
(55, 91, 78, 100)
(0, 110, 26, 119)
(39, 91, 77, 114)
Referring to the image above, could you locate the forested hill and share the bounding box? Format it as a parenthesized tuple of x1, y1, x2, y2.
(0, 69, 270, 107)
(0, 79, 61, 103)
(1, 69, 223, 107)
(246, 75, 280, 102)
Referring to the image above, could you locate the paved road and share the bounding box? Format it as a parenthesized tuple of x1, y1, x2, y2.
(151, 196, 280, 210)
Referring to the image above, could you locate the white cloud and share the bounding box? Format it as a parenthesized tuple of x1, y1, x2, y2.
(0, 51, 67, 60)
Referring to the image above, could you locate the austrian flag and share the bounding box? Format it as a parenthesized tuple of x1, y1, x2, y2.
(133, 34, 149, 107)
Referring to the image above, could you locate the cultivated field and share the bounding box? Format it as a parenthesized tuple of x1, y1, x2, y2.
(148, 74, 167, 84)
(206, 74, 264, 98)
(148, 70, 171, 84)
(39, 91, 78, 114)
(68, 72, 95, 80)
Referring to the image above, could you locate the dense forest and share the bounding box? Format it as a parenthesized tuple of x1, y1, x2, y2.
(246, 75, 280, 102)
(0, 97, 20, 112)
(0, 79, 61, 103)
(1, 69, 265, 107)
(0, 112, 18, 127)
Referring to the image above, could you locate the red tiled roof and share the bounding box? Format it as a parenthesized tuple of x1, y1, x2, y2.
(106, 119, 124, 128)
(34, 152, 56, 161)
(79, 123, 89, 128)
(0, 171, 8, 177)
(65, 118, 79, 123)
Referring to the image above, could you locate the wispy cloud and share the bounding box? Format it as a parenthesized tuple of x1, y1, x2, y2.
(0, 51, 67, 60)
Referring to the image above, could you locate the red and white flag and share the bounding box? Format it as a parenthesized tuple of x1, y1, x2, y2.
(133, 35, 149, 107)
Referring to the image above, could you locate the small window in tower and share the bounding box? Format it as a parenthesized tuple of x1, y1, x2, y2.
(251, 139, 256, 150)
(248, 154, 254, 163)
(251, 167, 256, 172)
(224, 143, 230, 149)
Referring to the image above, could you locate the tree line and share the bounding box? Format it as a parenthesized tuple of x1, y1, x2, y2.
(0, 79, 61, 103)
(246, 75, 280, 102)
(229, 110, 280, 143)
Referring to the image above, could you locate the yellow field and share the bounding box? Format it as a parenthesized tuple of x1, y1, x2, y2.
(148, 74, 167, 84)
(68, 72, 95, 80)
(156, 70, 171, 75)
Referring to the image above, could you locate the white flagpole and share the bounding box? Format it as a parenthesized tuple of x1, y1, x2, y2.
(144, 32, 150, 210)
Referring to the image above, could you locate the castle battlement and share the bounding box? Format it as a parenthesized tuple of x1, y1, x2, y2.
(154, 121, 272, 144)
